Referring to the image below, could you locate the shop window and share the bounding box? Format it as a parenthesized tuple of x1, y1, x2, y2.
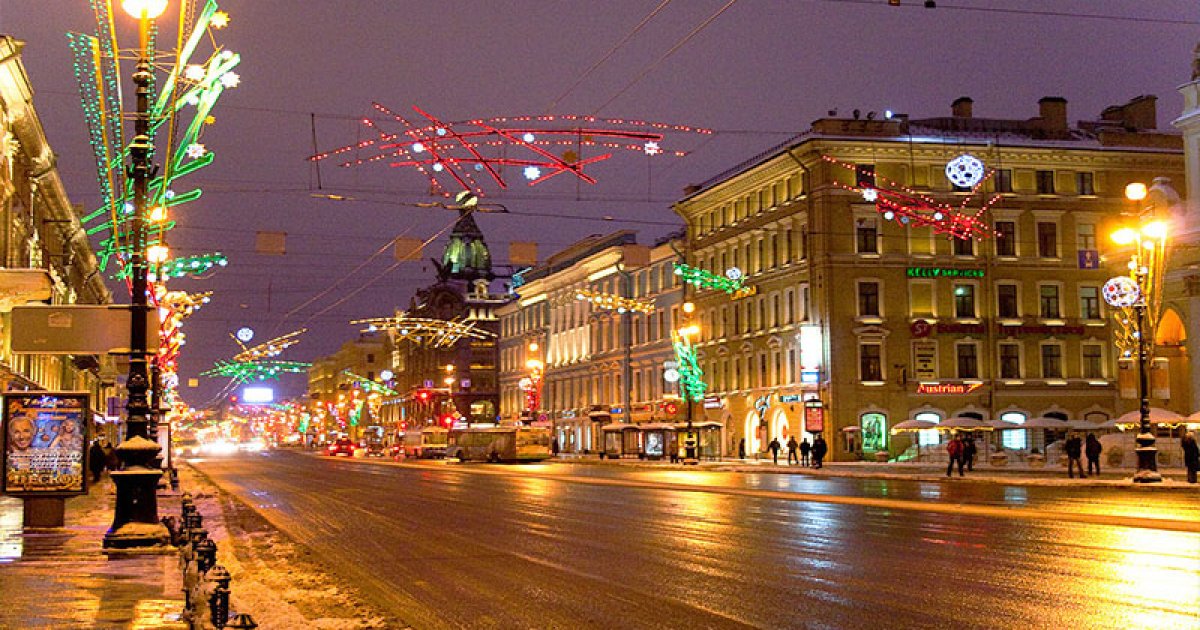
(860, 412, 887, 452)
(1001, 412, 1027, 449)
(914, 411, 941, 447)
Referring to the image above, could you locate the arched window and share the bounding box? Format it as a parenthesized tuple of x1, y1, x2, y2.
(1001, 411, 1027, 449)
(914, 411, 941, 447)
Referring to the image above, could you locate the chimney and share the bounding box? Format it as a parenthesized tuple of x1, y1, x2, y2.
(1038, 97, 1068, 131)
(951, 97, 973, 118)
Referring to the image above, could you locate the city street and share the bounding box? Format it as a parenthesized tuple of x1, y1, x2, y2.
(193, 451, 1200, 629)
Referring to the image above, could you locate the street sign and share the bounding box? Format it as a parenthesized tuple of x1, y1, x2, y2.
(11, 306, 161, 354)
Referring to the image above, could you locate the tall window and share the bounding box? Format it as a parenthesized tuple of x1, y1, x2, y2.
(954, 284, 976, 318)
(1076, 172, 1095, 195)
(1077, 223, 1097, 250)
(952, 235, 974, 256)
(1037, 222, 1058, 258)
(859, 342, 883, 382)
(1041, 344, 1063, 378)
(1036, 170, 1055, 194)
(995, 169, 1013, 193)
(1039, 285, 1060, 318)
(999, 343, 1021, 379)
(956, 344, 979, 379)
(858, 281, 881, 317)
(995, 221, 1016, 256)
(1082, 344, 1104, 379)
(997, 283, 1020, 318)
(1079, 286, 1101, 320)
(856, 218, 879, 254)
(855, 164, 875, 187)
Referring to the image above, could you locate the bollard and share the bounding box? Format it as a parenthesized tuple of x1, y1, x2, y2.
(208, 565, 231, 628)
(190, 526, 208, 547)
(225, 613, 259, 630)
(195, 537, 217, 574)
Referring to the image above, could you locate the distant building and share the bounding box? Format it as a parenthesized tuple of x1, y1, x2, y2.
(497, 231, 686, 453)
(673, 95, 1185, 461)
(306, 333, 389, 439)
(0, 36, 117, 432)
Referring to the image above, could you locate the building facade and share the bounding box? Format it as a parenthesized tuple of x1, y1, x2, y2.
(0, 36, 117, 433)
(674, 95, 1185, 461)
(306, 333, 389, 440)
(497, 232, 686, 452)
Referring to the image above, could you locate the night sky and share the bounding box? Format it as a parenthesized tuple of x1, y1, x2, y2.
(0, 1, 1196, 407)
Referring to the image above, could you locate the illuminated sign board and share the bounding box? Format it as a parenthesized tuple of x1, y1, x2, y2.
(906, 267, 984, 278)
(242, 386, 275, 404)
(915, 382, 984, 395)
(2, 392, 90, 495)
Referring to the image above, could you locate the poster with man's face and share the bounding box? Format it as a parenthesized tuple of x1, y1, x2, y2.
(2, 392, 90, 495)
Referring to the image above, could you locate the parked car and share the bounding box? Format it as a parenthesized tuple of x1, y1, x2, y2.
(325, 438, 356, 457)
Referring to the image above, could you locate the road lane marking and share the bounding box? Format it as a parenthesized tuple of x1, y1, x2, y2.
(338, 457, 1200, 534)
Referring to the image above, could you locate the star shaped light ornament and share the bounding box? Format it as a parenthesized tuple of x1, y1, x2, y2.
(862, 188, 879, 202)
(186, 143, 207, 159)
(210, 10, 230, 28)
(643, 141, 661, 156)
(219, 71, 240, 88)
(184, 65, 206, 81)
(523, 166, 542, 181)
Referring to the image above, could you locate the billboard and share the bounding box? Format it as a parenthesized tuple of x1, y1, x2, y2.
(2, 392, 90, 495)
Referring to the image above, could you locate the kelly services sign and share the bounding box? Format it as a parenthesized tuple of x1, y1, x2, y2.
(2, 392, 90, 495)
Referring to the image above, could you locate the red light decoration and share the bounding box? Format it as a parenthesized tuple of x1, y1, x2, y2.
(822, 155, 998, 240)
(311, 104, 712, 197)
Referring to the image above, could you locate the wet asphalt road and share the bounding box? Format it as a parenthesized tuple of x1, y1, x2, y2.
(192, 451, 1200, 630)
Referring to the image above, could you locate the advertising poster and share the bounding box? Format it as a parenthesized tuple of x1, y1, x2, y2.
(2, 392, 90, 495)
(804, 400, 825, 433)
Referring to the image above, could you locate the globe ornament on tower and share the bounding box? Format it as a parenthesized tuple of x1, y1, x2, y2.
(1102, 276, 1141, 308)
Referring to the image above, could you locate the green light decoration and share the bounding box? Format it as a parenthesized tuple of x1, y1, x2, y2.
(672, 334, 707, 403)
(673, 263, 755, 298)
(156, 252, 228, 279)
(68, 0, 241, 276)
(201, 360, 311, 384)
(343, 371, 398, 397)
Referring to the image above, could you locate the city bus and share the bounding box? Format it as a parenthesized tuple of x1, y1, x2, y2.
(446, 426, 553, 463)
(400, 426, 450, 459)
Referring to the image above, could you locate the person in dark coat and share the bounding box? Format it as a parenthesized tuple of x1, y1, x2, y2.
(786, 436, 799, 465)
(1182, 432, 1200, 484)
(1084, 434, 1102, 476)
(88, 439, 106, 483)
(737, 438, 746, 460)
(945, 435, 965, 477)
(811, 435, 827, 469)
(799, 438, 812, 466)
(1064, 434, 1085, 478)
(103, 441, 119, 472)
(962, 435, 977, 472)
(768, 438, 781, 465)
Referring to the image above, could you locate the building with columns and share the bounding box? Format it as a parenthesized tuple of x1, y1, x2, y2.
(674, 95, 1184, 462)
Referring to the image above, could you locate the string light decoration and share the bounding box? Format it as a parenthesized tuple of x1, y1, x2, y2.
(155, 252, 228, 279)
(311, 104, 712, 197)
(672, 262, 756, 298)
(822, 155, 998, 240)
(231, 328, 307, 363)
(672, 327, 707, 403)
(68, 0, 242, 277)
(574, 288, 654, 314)
(201, 360, 312, 384)
(353, 315, 496, 348)
(155, 289, 211, 408)
(342, 370, 398, 397)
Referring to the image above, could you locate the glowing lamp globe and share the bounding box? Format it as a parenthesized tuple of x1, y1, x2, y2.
(1124, 182, 1148, 202)
(1102, 276, 1140, 308)
(1141, 221, 1168, 240)
(122, 0, 168, 18)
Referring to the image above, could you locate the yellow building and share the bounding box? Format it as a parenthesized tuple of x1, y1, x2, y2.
(674, 95, 1184, 461)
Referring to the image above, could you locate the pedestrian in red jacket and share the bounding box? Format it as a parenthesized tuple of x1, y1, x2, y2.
(945, 435, 965, 477)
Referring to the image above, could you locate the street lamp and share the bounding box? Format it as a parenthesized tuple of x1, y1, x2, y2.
(1103, 183, 1168, 483)
(674, 304, 702, 465)
(105, 0, 170, 548)
(524, 341, 544, 422)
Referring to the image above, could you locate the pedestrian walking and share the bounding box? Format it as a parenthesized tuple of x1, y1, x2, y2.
(768, 437, 781, 465)
(963, 435, 977, 472)
(800, 438, 811, 466)
(1085, 434, 1102, 476)
(786, 436, 799, 465)
(88, 439, 106, 483)
(737, 438, 746, 460)
(811, 435, 827, 469)
(551, 437, 560, 456)
(1064, 433, 1086, 478)
(945, 435, 965, 477)
(1182, 431, 1200, 484)
(103, 441, 119, 472)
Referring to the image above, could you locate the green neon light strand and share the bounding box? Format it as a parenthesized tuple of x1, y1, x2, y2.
(673, 263, 746, 294)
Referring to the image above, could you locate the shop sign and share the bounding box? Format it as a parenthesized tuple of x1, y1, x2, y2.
(2, 392, 90, 496)
(915, 382, 984, 395)
(1078, 250, 1100, 270)
(800, 370, 821, 384)
(560, 410, 576, 419)
(910, 319, 932, 338)
(779, 394, 803, 403)
(912, 341, 938, 380)
(804, 399, 824, 433)
(906, 267, 984, 279)
(703, 396, 723, 409)
(936, 323, 986, 334)
(609, 407, 624, 415)
(999, 325, 1086, 336)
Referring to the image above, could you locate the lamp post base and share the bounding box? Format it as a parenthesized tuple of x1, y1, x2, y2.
(103, 468, 169, 549)
(1131, 432, 1162, 484)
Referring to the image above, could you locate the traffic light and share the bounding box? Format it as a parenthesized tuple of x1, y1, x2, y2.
(415, 390, 430, 403)
(440, 413, 454, 427)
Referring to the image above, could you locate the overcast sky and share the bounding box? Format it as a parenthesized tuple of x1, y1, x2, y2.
(1, 1, 1196, 406)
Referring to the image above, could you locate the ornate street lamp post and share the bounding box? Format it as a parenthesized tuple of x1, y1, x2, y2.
(673, 301, 701, 464)
(1103, 182, 1167, 484)
(104, 0, 171, 548)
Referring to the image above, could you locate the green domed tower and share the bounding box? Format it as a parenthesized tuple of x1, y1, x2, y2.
(435, 206, 494, 283)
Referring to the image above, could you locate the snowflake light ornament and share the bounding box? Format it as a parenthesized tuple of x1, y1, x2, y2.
(945, 154, 985, 189)
(643, 141, 661, 156)
(523, 166, 541, 181)
(219, 71, 240, 88)
(185, 143, 207, 159)
(184, 65, 206, 81)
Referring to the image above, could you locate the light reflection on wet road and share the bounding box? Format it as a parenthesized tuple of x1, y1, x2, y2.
(193, 451, 1200, 630)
